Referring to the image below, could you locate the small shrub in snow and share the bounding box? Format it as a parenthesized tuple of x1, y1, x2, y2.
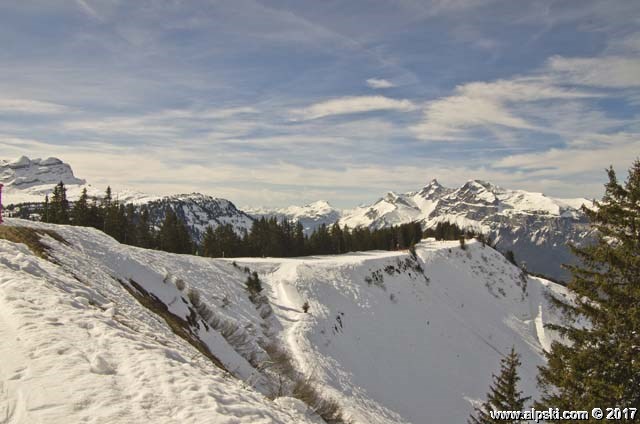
(259, 304, 274, 319)
(246, 272, 263, 298)
(292, 378, 345, 423)
(175, 278, 186, 291)
(187, 288, 201, 307)
(262, 342, 296, 378)
(408, 244, 417, 258)
(221, 295, 230, 308)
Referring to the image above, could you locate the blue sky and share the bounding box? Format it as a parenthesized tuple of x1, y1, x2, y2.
(1, 0, 639, 207)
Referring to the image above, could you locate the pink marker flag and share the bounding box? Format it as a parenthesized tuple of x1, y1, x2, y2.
(0, 183, 3, 224)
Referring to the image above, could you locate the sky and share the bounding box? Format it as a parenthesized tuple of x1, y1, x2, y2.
(1, 0, 639, 208)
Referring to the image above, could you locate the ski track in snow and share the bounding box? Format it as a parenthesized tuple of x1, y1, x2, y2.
(0, 219, 570, 423)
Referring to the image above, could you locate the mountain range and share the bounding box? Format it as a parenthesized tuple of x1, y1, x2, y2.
(1, 156, 595, 280)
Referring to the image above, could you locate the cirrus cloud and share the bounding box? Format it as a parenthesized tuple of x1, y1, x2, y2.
(366, 78, 396, 89)
(290, 95, 416, 121)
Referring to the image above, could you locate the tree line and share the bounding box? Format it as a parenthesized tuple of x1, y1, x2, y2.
(39, 182, 423, 257)
(41, 183, 193, 254)
(202, 218, 423, 258)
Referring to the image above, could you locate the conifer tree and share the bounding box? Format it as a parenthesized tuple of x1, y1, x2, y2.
(49, 181, 69, 224)
(469, 347, 530, 424)
(42, 194, 50, 223)
(293, 221, 306, 256)
(537, 160, 640, 414)
(330, 222, 344, 253)
(123, 203, 137, 245)
(202, 225, 218, 257)
(136, 206, 154, 248)
(72, 188, 90, 226)
(158, 208, 192, 254)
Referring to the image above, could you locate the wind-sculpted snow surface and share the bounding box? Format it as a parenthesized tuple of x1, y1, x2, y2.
(0, 219, 569, 423)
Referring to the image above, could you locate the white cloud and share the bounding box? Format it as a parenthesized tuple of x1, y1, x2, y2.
(290, 96, 416, 120)
(366, 78, 396, 89)
(548, 56, 640, 88)
(61, 106, 261, 139)
(410, 79, 596, 140)
(495, 136, 640, 178)
(75, 0, 101, 20)
(0, 98, 69, 115)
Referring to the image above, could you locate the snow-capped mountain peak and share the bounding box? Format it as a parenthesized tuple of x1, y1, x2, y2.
(339, 180, 594, 280)
(1, 156, 85, 190)
(246, 200, 341, 234)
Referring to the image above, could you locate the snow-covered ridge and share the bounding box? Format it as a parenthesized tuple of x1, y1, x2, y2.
(246, 200, 341, 234)
(144, 193, 254, 241)
(1, 156, 157, 205)
(0, 218, 569, 423)
(338, 179, 595, 281)
(2, 156, 592, 280)
(1, 156, 85, 192)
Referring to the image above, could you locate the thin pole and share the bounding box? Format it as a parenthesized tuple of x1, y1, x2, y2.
(0, 183, 4, 224)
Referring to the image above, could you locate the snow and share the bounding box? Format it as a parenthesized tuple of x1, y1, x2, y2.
(0, 218, 570, 423)
(0, 156, 160, 206)
(340, 179, 591, 230)
(246, 201, 341, 234)
(0, 220, 322, 423)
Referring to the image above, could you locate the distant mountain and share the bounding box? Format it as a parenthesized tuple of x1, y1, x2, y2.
(1, 156, 252, 241)
(1, 156, 87, 204)
(2, 156, 595, 280)
(0, 156, 154, 205)
(1, 156, 86, 189)
(339, 179, 595, 281)
(246, 200, 341, 234)
(144, 193, 254, 242)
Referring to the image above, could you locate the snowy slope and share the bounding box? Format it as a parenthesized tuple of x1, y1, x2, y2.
(251, 242, 567, 423)
(0, 219, 569, 423)
(246, 201, 341, 234)
(0, 220, 323, 424)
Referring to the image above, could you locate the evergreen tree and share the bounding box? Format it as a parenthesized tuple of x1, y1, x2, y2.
(88, 198, 103, 229)
(136, 206, 154, 248)
(330, 222, 344, 253)
(505, 250, 517, 266)
(49, 181, 70, 224)
(293, 221, 306, 256)
(469, 347, 530, 424)
(123, 203, 138, 245)
(72, 187, 90, 226)
(42, 194, 50, 223)
(202, 225, 217, 257)
(102, 187, 120, 237)
(104, 186, 112, 208)
(158, 208, 192, 254)
(537, 160, 640, 415)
